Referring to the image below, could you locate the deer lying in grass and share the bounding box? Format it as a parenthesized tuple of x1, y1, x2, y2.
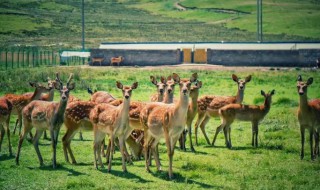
(5, 82, 52, 137)
(296, 75, 320, 160)
(214, 90, 275, 148)
(110, 56, 124, 66)
(140, 73, 197, 179)
(194, 74, 251, 146)
(16, 73, 75, 168)
(0, 97, 13, 156)
(89, 81, 138, 172)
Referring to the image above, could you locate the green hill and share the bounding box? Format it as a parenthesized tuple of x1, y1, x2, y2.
(0, 0, 319, 49)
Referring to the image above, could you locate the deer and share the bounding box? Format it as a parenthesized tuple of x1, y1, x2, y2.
(5, 82, 52, 137)
(140, 73, 197, 179)
(296, 75, 320, 160)
(89, 81, 138, 172)
(194, 74, 252, 146)
(110, 56, 124, 66)
(0, 97, 13, 156)
(15, 73, 75, 168)
(180, 80, 202, 152)
(214, 89, 275, 149)
(150, 76, 166, 102)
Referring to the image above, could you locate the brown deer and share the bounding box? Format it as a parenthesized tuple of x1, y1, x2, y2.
(110, 56, 124, 66)
(214, 90, 275, 148)
(15, 73, 75, 168)
(140, 73, 197, 179)
(194, 74, 251, 146)
(5, 82, 52, 136)
(89, 81, 138, 172)
(181, 80, 202, 152)
(150, 76, 166, 102)
(0, 97, 13, 156)
(296, 75, 320, 160)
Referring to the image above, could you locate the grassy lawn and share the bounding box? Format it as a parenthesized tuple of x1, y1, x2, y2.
(0, 66, 320, 189)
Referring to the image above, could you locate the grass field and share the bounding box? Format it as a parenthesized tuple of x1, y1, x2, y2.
(0, 66, 320, 189)
(0, 0, 318, 49)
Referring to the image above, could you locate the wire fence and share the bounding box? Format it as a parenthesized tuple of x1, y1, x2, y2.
(0, 48, 85, 70)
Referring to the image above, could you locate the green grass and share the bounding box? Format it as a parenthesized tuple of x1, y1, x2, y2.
(0, 66, 320, 189)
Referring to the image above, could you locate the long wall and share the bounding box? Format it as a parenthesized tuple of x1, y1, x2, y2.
(207, 49, 320, 67)
(90, 49, 182, 66)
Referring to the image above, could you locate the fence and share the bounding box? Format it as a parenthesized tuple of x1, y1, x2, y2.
(0, 48, 86, 70)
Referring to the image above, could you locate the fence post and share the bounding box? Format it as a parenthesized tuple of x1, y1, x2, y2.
(5, 49, 8, 70)
(27, 49, 30, 67)
(22, 49, 24, 67)
(11, 49, 14, 69)
(17, 49, 20, 68)
(32, 49, 35, 68)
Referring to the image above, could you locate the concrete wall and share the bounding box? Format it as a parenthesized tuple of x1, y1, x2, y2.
(207, 49, 320, 67)
(90, 49, 182, 66)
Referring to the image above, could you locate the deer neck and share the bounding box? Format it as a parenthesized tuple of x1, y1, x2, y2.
(163, 93, 174, 104)
(158, 94, 164, 102)
(52, 98, 68, 127)
(30, 88, 44, 102)
(190, 92, 199, 111)
(174, 93, 189, 118)
(236, 89, 244, 103)
(263, 97, 272, 113)
(119, 98, 130, 120)
(47, 89, 55, 101)
(299, 93, 309, 113)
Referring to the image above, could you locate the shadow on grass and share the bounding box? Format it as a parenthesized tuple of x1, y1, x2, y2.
(101, 169, 152, 183)
(33, 164, 87, 176)
(0, 154, 15, 161)
(150, 171, 221, 189)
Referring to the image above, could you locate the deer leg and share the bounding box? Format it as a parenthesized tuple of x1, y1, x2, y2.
(93, 141, 99, 169)
(227, 125, 233, 148)
(143, 130, 152, 172)
(51, 129, 60, 169)
(309, 128, 315, 160)
(105, 139, 111, 164)
(0, 125, 4, 155)
(96, 140, 104, 169)
(33, 129, 44, 167)
(223, 126, 232, 149)
(212, 124, 224, 146)
(13, 119, 19, 135)
(118, 135, 127, 172)
(300, 126, 305, 160)
(15, 121, 33, 165)
(163, 129, 173, 179)
(62, 129, 78, 164)
(187, 122, 195, 152)
(200, 115, 211, 145)
(108, 135, 114, 172)
(43, 130, 50, 140)
(79, 131, 84, 141)
(194, 112, 205, 146)
(315, 130, 319, 157)
(5, 116, 12, 156)
(151, 139, 161, 171)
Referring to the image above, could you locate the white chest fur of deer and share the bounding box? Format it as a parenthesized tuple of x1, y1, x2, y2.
(0, 97, 13, 156)
(140, 73, 197, 179)
(15, 73, 75, 168)
(194, 74, 251, 146)
(89, 81, 138, 172)
(215, 90, 275, 149)
(296, 75, 320, 160)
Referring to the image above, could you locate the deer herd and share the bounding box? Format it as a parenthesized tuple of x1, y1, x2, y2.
(0, 72, 319, 179)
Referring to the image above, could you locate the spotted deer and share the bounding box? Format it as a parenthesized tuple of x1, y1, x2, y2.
(296, 75, 320, 160)
(150, 76, 166, 102)
(215, 90, 275, 148)
(89, 81, 138, 172)
(140, 73, 197, 179)
(15, 73, 75, 168)
(194, 74, 251, 146)
(0, 97, 13, 156)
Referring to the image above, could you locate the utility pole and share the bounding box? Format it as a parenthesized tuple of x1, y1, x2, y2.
(257, 0, 263, 42)
(82, 0, 85, 64)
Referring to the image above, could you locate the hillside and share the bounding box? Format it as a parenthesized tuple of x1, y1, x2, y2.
(0, 0, 319, 49)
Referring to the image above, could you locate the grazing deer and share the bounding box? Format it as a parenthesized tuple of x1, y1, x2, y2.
(194, 74, 251, 146)
(91, 57, 105, 66)
(296, 75, 320, 160)
(0, 97, 13, 156)
(214, 90, 275, 148)
(5, 82, 52, 136)
(181, 80, 202, 152)
(89, 81, 138, 172)
(150, 76, 166, 102)
(110, 56, 124, 66)
(140, 73, 197, 179)
(15, 73, 75, 168)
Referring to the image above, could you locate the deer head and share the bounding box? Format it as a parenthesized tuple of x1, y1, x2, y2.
(150, 76, 166, 96)
(55, 73, 75, 102)
(232, 74, 252, 91)
(261, 89, 275, 102)
(166, 75, 177, 95)
(116, 81, 138, 100)
(29, 82, 52, 93)
(190, 80, 202, 97)
(174, 73, 197, 97)
(297, 75, 313, 96)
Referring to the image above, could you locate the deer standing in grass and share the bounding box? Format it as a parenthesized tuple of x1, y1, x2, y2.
(194, 74, 251, 146)
(214, 90, 275, 148)
(89, 81, 138, 172)
(15, 73, 75, 168)
(5, 82, 52, 136)
(140, 73, 197, 179)
(0, 97, 13, 156)
(296, 75, 320, 160)
(150, 76, 166, 102)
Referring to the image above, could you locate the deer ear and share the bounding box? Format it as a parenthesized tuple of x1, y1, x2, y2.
(297, 75, 302, 81)
(150, 76, 157, 85)
(116, 81, 123, 89)
(245, 75, 252, 82)
(172, 73, 180, 84)
(54, 82, 62, 90)
(160, 76, 166, 84)
(29, 82, 37, 87)
(190, 73, 198, 83)
(167, 75, 172, 81)
(307, 77, 313, 85)
(232, 74, 238, 82)
(261, 90, 266, 96)
(68, 82, 75, 91)
(197, 81, 203, 88)
(131, 82, 138, 90)
(270, 89, 275, 95)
